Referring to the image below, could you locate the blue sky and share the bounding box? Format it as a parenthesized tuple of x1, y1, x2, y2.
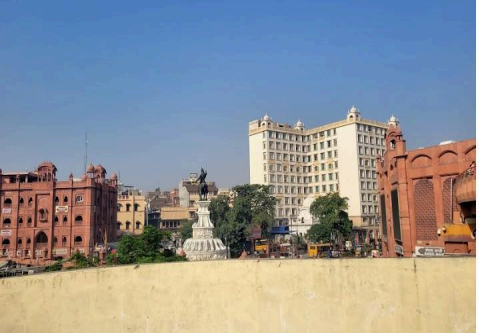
(0, 0, 475, 191)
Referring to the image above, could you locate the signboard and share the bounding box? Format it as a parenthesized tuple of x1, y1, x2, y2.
(53, 248, 68, 255)
(395, 245, 404, 256)
(1, 230, 11, 236)
(415, 246, 445, 257)
(1, 208, 11, 214)
(55, 206, 68, 213)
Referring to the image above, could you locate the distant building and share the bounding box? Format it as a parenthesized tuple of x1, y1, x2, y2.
(116, 185, 146, 236)
(248, 107, 389, 244)
(179, 173, 219, 208)
(377, 119, 476, 257)
(0, 162, 118, 265)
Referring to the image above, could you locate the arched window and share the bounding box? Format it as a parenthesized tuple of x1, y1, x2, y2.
(75, 215, 83, 223)
(28, 197, 33, 206)
(19, 197, 24, 206)
(39, 209, 47, 221)
(136, 221, 141, 229)
(54, 216, 59, 224)
(26, 238, 31, 247)
(126, 204, 131, 212)
(53, 237, 58, 246)
(75, 195, 83, 203)
(62, 237, 67, 247)
(116, 222, 121, 230)
(3, 198, 12, 206)
(3, 218, 11, 226)
(27, 217, 32, 225)
(36, 232, 48, 244)
(117, 204, 122, 212)
(74, 236, 82, 245)
(63, 216, 68, 224)
(126, 221, 131, 230)
(55, 196, 59, 204)
(64, 196, 68, 203)
(2, 239, 10, 247)
(17, 238, 23, 247)
(134, 204, 140, 212)
(18, 218, 23, 225)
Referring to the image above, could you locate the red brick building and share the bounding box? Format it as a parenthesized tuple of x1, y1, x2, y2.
(377, 117, 476, 257)
(0, 162, 118, 265)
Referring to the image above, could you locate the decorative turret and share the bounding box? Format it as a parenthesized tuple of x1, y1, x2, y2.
(388, 115, 400, 128)
(294, 119, 305, 131)
(347, 105, 361, 121)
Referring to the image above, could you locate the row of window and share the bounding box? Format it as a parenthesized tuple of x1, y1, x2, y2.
(277, 207, 298, 217)
(117, 221, 142, 230)
(117, 203, 141, 212)
(360, 181, 377, 190)
(263, 151, 339, 162)
(3, 195, 84, 207)
(270, 184, 339, 195)
(362, 205, 379, 214)
(265, 142, 309, 152)
(358, 134, 385, 146)
(161, 221, 181, 228)
(277, 197, 302, 206)
(359, 170, 377, 179)
(358, 146, 385, 157)
(359, 158, 376, 168)
(361, 193, 378, 202)
(263, 131, 310, 142)
(266, 171, 339, 184)
(2, 215, 84, 227)
(312, 139, 337, 151)
(357, 124, 386, 135)
(1, 235, 83, 248)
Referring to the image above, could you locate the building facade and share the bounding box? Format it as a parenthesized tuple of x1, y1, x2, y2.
(377, 120, 476, 257)
(116, 185, 146, 236)
(0, 162, 118, 265)
(248, 107, 388, 242)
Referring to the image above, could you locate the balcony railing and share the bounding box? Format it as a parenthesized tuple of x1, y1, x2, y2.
(455, 166, 476, 204)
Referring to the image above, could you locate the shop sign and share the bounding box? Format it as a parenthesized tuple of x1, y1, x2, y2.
(395, 245, 403, 255)
(55, 206, 68, 213)
(415, 246, 445, 257)
(1, 230, 11, 236)
(2, 208, 11, 214)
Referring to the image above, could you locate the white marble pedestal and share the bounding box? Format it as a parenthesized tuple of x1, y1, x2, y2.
(182, 201, 227, 261)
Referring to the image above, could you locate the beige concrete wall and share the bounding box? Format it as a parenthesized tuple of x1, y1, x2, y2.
(0, 258, 475, 333)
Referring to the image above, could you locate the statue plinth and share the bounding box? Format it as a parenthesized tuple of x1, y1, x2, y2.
(182, 201, 227, 261)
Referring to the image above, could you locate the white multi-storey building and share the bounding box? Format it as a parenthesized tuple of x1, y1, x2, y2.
(248, 106, 389, 241)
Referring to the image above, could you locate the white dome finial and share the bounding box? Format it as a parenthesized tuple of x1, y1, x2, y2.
(263, 113, 270, 121)
(388, 114, 400, 128)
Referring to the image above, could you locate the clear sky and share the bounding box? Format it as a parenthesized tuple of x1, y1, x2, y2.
(0, 1, 475, 191)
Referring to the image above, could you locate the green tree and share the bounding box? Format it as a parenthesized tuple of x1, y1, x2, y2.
(309, 192, 353, 243)
(209, 184, 276, 257)
(179, 219, 193, 244)
(307, 223, 331, 243)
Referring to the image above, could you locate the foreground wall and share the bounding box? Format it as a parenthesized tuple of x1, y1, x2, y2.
(0, 258, 475, 333)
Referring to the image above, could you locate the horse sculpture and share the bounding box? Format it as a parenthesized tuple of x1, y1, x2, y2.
(197, 167, 209, 201)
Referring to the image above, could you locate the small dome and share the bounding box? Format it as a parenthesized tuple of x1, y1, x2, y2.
(86, 163, 95, 173)
(349, 105, 359, 114)
(295, 119, 304, 128)
(263, 113, 270, 121)
(111, 173, 118, 180)
(389, 115, 398, 122)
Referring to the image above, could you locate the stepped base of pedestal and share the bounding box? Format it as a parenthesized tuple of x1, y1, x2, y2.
(182, 237, 227, 261)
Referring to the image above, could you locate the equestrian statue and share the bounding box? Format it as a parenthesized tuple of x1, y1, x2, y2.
(197, 167, 209, 201)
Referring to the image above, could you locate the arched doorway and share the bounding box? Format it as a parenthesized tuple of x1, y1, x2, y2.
(35, 231, 49, 259)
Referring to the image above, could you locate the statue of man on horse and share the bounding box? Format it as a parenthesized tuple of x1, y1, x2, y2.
(196, 167, 209, 201)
